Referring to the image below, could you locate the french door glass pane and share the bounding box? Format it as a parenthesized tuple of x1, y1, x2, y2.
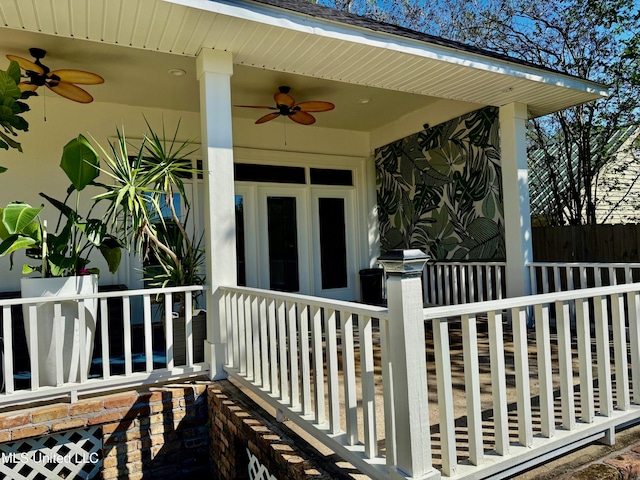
(319, 197, 348, 289)
(267, 197, 299, 292)
(235, 195, 246, 286)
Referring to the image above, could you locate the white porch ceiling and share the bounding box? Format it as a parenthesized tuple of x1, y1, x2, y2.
(0, 0, 606, 131)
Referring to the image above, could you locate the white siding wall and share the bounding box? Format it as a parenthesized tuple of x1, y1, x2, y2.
(595, 132, 640, 224)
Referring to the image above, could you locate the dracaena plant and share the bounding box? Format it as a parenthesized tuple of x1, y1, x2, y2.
(0, 135, 122, 277)
(93, 119, 205, 310)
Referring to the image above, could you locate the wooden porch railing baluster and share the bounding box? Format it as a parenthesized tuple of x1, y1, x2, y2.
(311, 305, 325, 426)
(611, 292, 630, 410)
(287, 300, 299, 409)
(433, 316, 457, 476)
(299, 304, 312, 416)
(512, 306, 533, 447)
(629, 292, 640, 404)
(359, 314, 377, 459)
(462, 313, 484, 465)
(594, 295, 614, 417)
(556, 300, 576, 430)
(488, 310, 509, 455)
(2, 305, 14, 393)
(535, 303, 554, 438)
(341, 310, 358, 446)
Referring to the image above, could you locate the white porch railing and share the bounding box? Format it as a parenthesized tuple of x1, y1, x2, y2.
(529, 261, 640, 293)
(424, 261, 506, 305)
(424, 282, 640, 479)
(222, 271, 640, 479)
(219, 286, 392, 479)
(0, 285, 208, 407)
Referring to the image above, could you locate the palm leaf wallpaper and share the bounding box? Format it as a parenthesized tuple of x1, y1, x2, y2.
(375, 106, 505, 260)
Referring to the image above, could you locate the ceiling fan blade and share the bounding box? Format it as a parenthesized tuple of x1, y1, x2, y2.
(235, 105, 278, 110)
(6, 54, 44, 75)
(255, 112, 281, 124)
(18, 82, 39, 92)
(289, 111, 316, 125)
(50, 69, 104, 85)
(274, 92, 295, 108)
(296, 101, 335, 113)
(46, 82, 94, 103)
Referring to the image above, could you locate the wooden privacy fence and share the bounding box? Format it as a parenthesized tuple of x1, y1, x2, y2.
(532, 224, 640, 262)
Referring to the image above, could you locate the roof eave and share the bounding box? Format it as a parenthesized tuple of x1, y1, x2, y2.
(166, 0, 608, 111)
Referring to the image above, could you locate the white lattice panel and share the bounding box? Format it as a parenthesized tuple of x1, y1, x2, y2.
(0, 426, 102, 479)
(247, 448, 278, 480)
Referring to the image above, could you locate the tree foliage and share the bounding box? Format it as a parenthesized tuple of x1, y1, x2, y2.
(316, 0, 640, 225)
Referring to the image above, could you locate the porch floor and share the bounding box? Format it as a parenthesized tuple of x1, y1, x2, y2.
(234, 315, 639, 479)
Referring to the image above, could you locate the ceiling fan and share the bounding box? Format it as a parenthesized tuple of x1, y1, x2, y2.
(6, 48, 104, 103)
(236, 86, 334, 125)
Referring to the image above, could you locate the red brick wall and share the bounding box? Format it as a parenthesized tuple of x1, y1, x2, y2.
(208, 381, 333, 480)
(0, 380, 340, 479)
(0, 383, 209, 480)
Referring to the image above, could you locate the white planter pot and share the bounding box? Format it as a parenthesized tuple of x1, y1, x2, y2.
(21, 275, 98, 387)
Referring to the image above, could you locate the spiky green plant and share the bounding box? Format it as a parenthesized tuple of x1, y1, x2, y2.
(94, 119, 205, 307)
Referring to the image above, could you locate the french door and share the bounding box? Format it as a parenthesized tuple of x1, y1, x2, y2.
(257, 187, 310, 294)
(310, 189, 356, 300)
(235, 185, 356, 300)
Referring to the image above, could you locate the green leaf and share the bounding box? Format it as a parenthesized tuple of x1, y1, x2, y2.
(2, 202, 43, 235)
(60, 134, 99, 191)
(0, 69, 20, 103)
(99, 239, 122, 274)
(482, 194, 496, 218)
(6, 61, 21, 85)
(79, 219, 107, 246)
(22, 264, 36, 275)
(0, 131, 21, 152)
(467, 217, 500, 243)
(40, 192, 75, 220)
(0, 234, 37, 257)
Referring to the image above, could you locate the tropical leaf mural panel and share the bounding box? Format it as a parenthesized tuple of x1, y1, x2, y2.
(375, 106, 505, 260)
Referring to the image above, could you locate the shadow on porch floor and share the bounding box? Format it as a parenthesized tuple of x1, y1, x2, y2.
(228, 315, 640, 479)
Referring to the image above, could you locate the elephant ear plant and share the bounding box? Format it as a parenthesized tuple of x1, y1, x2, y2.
(0, 135, 122, 277)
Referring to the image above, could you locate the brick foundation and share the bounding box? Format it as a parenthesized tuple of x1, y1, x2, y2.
(0, 382, 209, 480)
(0, 379, 352, 480)
(208, 380, 348, 480)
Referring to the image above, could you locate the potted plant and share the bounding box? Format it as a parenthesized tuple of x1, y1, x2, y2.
(0, 134, 121, 386)
(93, 120, 206, 365)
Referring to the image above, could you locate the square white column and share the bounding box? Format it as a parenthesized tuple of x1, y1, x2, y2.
(197, 48, 236, 379)
(500, 103, 532, 298)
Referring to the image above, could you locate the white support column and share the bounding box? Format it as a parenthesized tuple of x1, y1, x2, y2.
(500, 103, 532, 298)
(378, 250, 440, 480)
(197, 48, 237, 380)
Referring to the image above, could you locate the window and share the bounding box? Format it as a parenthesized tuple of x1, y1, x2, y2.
(310, 168, 353, 186)
(235, 164, 305, 184)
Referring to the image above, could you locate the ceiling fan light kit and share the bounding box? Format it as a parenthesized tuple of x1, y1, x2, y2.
(236, 86, 334, 125)
(6, 47, 104, 103)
